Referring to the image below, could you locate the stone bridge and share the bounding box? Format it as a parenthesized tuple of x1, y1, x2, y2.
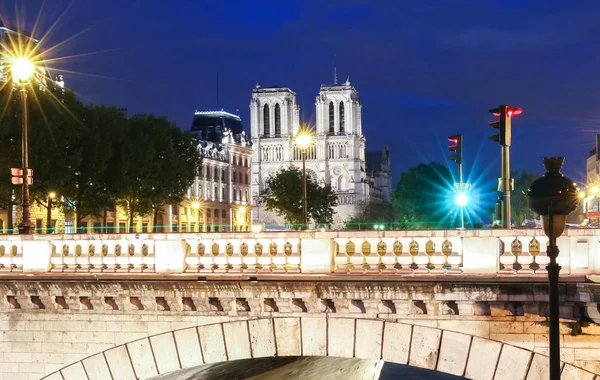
(0, 229, 600, 379)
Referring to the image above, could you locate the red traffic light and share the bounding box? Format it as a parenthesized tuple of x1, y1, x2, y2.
(507, 107, 522, 117)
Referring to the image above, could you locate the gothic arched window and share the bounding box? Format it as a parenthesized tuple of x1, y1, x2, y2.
(274, 103, 281, 136)
(328, 101, 335, 133)
(338, 176, 347, 191)
(263, 104, 270, 136)
(339, 101, 345, 133)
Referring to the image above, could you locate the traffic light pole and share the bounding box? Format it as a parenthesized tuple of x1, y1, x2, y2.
(458, 162, 464, 229)
(501, 144, 511, 228)
(489, 105, 521, 229)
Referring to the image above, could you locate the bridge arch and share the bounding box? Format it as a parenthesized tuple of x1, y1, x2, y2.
(43, 317, 596, 380)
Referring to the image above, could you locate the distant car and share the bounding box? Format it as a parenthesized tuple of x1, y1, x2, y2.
(521, 219, 540, 229)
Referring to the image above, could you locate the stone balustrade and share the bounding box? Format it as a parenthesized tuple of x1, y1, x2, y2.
(1, 228, 600, 277)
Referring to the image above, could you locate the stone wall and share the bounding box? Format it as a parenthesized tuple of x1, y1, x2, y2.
(0, 281, 599, 379)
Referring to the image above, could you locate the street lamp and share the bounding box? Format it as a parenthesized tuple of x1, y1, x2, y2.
(527, 157, 578, 380)
(191, 200, 201, 232)
(12, 57, 36, 234)
(47, 192, 56, 234)
(295, 126, 313, 229)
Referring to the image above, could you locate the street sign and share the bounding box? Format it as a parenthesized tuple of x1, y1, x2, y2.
(10, 168, 33, 176)
(454, 182, 472, 193)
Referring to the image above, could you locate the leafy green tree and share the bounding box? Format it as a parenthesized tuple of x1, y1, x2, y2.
(259, 166, 337, 228)
(511, 169, 541, 227)
(118, 115, 202, 232)
(61, 104, 126, 230)
(345, 200, 396, 230)
(146, 125, 201, 231)
(392, 162, 454, 230)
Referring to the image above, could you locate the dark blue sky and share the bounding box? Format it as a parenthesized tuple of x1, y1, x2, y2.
(5, 0, 600, 187)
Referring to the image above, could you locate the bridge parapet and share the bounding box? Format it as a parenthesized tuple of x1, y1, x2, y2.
(1, 229, 599, 278)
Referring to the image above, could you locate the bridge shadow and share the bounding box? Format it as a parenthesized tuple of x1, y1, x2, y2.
(148, 357, 463, 380)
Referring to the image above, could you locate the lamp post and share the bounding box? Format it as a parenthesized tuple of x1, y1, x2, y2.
(47, 192, 56, 234)
(191, 201, 201, 232)
(12, 57, 36, 234)
(527, 157, 578, 380)
(295, 127, 312, 230)
(592, 187, 600, 226)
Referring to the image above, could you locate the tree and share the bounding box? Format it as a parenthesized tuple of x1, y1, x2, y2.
(124, 116, 201, 231)
(345, 200, 396, 230)
(61, 104, 126, 230)
(392, 162, 454, 230)
(259, 166, 337, 228)
(510, 169, 541, 227)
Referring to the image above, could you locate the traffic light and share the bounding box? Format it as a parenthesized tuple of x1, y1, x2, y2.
(488, 105, 522, 146)
(448, 134, 462, 165)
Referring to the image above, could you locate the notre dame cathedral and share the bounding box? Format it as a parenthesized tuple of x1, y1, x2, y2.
(249, 74, 391, 226)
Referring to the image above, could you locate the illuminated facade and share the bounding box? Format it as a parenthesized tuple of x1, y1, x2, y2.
(250, 77, 390, 225)
(185, 110, 252, 232)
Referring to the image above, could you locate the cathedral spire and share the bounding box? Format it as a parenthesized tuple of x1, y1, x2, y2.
(333, 65, 338, 85)
(333, 55, 338, 85)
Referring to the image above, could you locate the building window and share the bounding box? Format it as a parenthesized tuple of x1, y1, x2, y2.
(119, 222, 127, 233)
(222, 187, 225, 199)
(222, 209, 227, 219)
(222, 169, 225, 180)
(207, 209, 211, 218)
(339, 101, 345, 133)
(263, 104, 270, 136)
(214, 167, 218, 180)
(172, 224, 178, 232)
(239, 172, 243, 183)
(142, 223, 148, 233)
(245, 173, 248, 184)
(275, 103, 281, 136)
(329, 101, 334, 133)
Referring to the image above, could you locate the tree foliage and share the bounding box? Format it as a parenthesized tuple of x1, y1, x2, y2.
(510, 169, 541, 226)
(0, 83, 202, 232)
(391, 162, 454, 230)
(259, 166, 337, 228)
(345, 200, 396, 230)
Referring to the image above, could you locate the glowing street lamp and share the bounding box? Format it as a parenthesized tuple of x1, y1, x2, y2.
(295, 125, 313, 229)
(454, 193, 469, 207)
(12, 57, 36, 234)
(190, 200, 202, 232)
(47, 192, 56, 234)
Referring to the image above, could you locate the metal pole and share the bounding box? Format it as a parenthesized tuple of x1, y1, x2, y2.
(502, 144, 511, 228)
(547, 205, 561, 380)
(302, 150, 307, 229)
(459, 162, 464, 229)
(20, 88, 30, 234)
(46, 197, 52, 234)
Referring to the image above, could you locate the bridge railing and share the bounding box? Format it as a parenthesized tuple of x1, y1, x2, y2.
(1, 229, 599, 277)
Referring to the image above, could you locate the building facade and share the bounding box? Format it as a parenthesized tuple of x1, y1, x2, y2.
(250, 78, 391, 225)
(187, 110, 253, 232)
(366, 147, 392, 204)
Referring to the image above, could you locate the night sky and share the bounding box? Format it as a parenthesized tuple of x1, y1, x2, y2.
(4, 0, 600, 189)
